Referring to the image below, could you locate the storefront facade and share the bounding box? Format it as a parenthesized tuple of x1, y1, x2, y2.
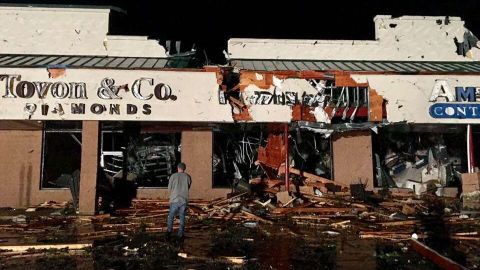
(2, 6, 480, 214)
(227, 14, 480, 197)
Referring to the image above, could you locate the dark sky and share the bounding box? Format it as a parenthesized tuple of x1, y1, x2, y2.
(3, 0, 480, 63)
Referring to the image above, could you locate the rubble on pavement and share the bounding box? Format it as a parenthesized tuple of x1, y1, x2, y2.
(1, 181, 479, 269)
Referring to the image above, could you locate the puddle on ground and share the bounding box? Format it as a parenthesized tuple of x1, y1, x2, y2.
(8, 222, 439, 270)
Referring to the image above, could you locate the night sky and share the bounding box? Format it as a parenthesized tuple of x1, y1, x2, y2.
(3, 0, 480, 63)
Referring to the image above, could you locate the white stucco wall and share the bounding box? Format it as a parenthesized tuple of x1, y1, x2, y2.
(351, 74, 480, 123)
(104, 36, 167, 57)
(228, 15, 480, 62)
(0, 6, 166, 57)
(2, 68, 479, 124)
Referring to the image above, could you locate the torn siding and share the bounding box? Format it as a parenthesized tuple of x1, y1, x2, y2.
(241, 77, 320, 122)
(224, 71, 328, 123)
(222, 71, 373, 123)
(454, 30, 480, 58)
(369, 89, 385, 122)
(47, 68, 66, 79)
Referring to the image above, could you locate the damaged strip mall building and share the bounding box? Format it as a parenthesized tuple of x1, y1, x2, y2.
(0, 5, 479, 214)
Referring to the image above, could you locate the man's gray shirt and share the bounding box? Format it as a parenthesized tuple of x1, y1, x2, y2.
(168, 172, 192, 204)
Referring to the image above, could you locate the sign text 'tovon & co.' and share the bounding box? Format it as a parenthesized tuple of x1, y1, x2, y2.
(0, 74, 177, 117)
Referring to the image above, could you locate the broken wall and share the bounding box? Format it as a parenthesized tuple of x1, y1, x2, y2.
(0, 129, 71, 207)
(332, 130, 374, 189)
(222, 71, 369, 123)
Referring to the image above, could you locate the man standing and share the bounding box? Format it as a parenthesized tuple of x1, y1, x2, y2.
(167, 162, 192, 240)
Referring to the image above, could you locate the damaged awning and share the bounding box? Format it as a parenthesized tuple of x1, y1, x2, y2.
(232, 59, 480, 73)
(297, 121, 387, 137)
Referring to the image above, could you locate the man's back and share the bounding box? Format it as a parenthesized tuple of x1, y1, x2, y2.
(168, 172, 192, 203)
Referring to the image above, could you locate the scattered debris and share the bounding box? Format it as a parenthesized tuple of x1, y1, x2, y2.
(0, 181, 479, 269)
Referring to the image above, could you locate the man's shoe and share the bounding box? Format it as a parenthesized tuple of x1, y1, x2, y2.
(165, 232, 172, 241)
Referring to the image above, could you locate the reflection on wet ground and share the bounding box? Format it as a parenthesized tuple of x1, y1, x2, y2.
(1, 220, 450, 270)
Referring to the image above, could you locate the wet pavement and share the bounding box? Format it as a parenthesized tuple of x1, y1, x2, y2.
(0, 218, 448, 270)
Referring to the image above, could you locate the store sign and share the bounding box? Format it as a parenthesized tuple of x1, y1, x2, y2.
(0, 70, 234, 122)
(0, 74, 177, 118)
(429, 79, 480, 119)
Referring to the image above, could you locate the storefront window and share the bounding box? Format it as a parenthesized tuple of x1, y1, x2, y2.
(41, 121, 82, 189)
(213, 124, 332, 188)
(100, 122, 181, 188)
(127, 132, 181, 187)
(213, 128, 265, 188)
(373, 124, 466, 189)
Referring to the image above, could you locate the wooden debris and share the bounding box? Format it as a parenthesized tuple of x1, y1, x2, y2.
(241, 210, 273, 224)
(330, 220, 350, 228)
(282, 197, 297, 207)
(379, 220, 419, 227)
(272, 207, 356, 215)
(0, 243, 92, 252)
(359, 232, 425, 240)
(209, 192, 248, 207)
(276, 191, 294, 205)
(402, 204, 417, 215)
(410, 239, 468, 270)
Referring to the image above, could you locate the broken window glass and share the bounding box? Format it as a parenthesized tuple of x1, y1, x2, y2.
(213, 124, 333, 189)
(373, 124, 466, 191)
(128, 132, 181, 187)
(290, 129, 332, 179)
(41, 121, 82, 189)
(100, 121, 126, 180)
(213, 125, 266, 188)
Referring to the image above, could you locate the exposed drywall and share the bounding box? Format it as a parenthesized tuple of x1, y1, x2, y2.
(227, 71, 372, 123)
(0, 129, 70, 208)
(369, 89, 384, 122)
(229, 16, 480, 61)
(233, 73, 324, 122)
(47, 68, 66, 79)
(78, 121, 98, 215)
(332, 130, 374, 190)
